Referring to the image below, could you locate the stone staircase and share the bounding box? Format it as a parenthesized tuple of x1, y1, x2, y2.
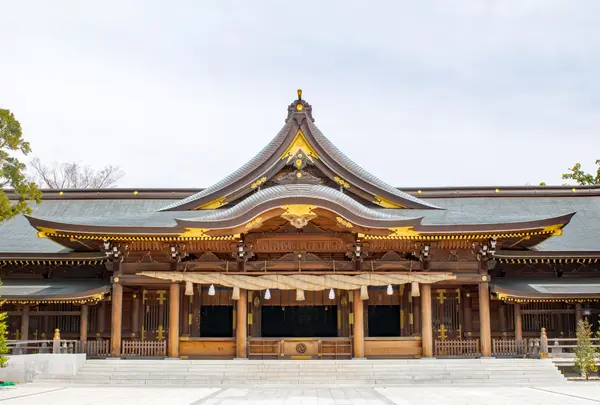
(33, 358, 567, 387)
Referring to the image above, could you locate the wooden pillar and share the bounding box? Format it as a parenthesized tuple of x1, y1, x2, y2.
(514, 303, 523, 341)
(80, 305, 89, 342)
(412, 296, 420, 336)
(421, 284, 433, 357)
(352, 289, 365, 358)
(168, 283, 180, 358)
(20, 306, 30, 341)
(498, 304, 507, 336)
(182, 289, 191, 337)
(463, 292, 473, 337)
(575, 303, 582, 324)
(478, 282, 492, 357)
(192, 285, 201, 337)
(131, 293, 140, 338)
(236, 289, 247, 358)
(110, 282, 123, 357)
(97, 300, 106, 335)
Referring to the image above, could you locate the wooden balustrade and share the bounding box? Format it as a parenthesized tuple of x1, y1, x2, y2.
(85, 340, 111, 358)
(434, 339, 480, 358)
(320, 338, 351, 359)
(248, 338, 351, 359)
(492, 339, 528, 357)
(248, 339, 281, 359)
(121, 340, 167, 358)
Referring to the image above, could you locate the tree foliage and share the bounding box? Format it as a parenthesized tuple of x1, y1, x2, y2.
(0, 298, 7, 368)
(0, 109, 41, 224)
(30, 157, 125, 189)
(574, 319, 598, 379)
(562, 160, 600, 185)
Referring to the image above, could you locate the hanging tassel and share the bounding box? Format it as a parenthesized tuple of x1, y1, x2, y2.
(185, 281, 193, 296)
(328, 288, 335, 300)
(208, 284, 216, 296)
(264, 288, 271, 300)
(411, 281, 420, 297)
(296, 289, 305, 301)
(360, 285, 369, 300)
(232, 286, 240, 300)
(386, 284, 393, 296)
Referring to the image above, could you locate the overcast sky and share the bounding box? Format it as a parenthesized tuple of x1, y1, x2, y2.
(1, 1, 599, 189)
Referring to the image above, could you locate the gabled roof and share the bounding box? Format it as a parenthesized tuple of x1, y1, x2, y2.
(161, 92, 439, 211)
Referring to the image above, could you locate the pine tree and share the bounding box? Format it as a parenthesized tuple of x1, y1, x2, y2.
(574, 319, 598, 379)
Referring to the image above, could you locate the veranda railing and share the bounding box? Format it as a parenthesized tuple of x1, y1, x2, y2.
(491, 338, 529, 357)
(434, 339, 480, 357)
(121, 340, 166, 358)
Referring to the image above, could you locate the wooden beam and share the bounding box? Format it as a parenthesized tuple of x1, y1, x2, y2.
(421, 285, 433, 357)
(111, 283, 123, 357)
(352, 289, 365, 358)
(479, 282, 492, 357)
(236, 289, 247, 358)
(168, 283, 180, 358)
(80, 305, 88, 342)
(7, 311, 81, 316)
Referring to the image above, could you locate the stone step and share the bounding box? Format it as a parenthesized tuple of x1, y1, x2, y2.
(33, 359, 567, 387)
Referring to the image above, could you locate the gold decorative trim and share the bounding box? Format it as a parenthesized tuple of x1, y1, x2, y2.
(281, 130, 319, 163)
(364, 226, 565, 241)
(5, 293, 105, 305)
(244, 217, 264, 231)
(334, 176, 351, 189)
(250, 176, 267, 189)
(195, 196, 227, 210)
(336, 216, 353, 228)
(498, 257, 599, 264)
(373, 195, 405, 209)
(36, 229, 237, 242)
(0, 259, 105, 265)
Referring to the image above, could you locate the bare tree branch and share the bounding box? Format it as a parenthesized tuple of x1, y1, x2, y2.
(29, 157, 125, 189)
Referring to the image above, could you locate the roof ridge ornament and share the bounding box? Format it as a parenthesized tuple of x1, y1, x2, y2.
(287, 89, 314, 123)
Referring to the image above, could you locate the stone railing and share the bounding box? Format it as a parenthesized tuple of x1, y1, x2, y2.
(7, 339, 82, 355)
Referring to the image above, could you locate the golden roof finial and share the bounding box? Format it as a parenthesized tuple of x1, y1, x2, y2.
(297, 89, 302, 100)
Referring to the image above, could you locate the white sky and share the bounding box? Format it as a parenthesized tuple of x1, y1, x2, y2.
(1, 1, 599, 188)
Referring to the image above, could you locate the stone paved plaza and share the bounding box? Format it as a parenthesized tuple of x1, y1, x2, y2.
(1, 384, 600, 405)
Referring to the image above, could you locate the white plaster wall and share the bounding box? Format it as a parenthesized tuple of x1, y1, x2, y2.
(0, 353, 86, 383)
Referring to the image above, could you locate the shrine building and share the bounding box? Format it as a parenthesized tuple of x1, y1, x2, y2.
(1, 91, 599, 360)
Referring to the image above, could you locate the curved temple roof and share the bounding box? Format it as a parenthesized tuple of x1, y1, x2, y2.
(160, 95, 439, 211)
(25, 183, 575, 244)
